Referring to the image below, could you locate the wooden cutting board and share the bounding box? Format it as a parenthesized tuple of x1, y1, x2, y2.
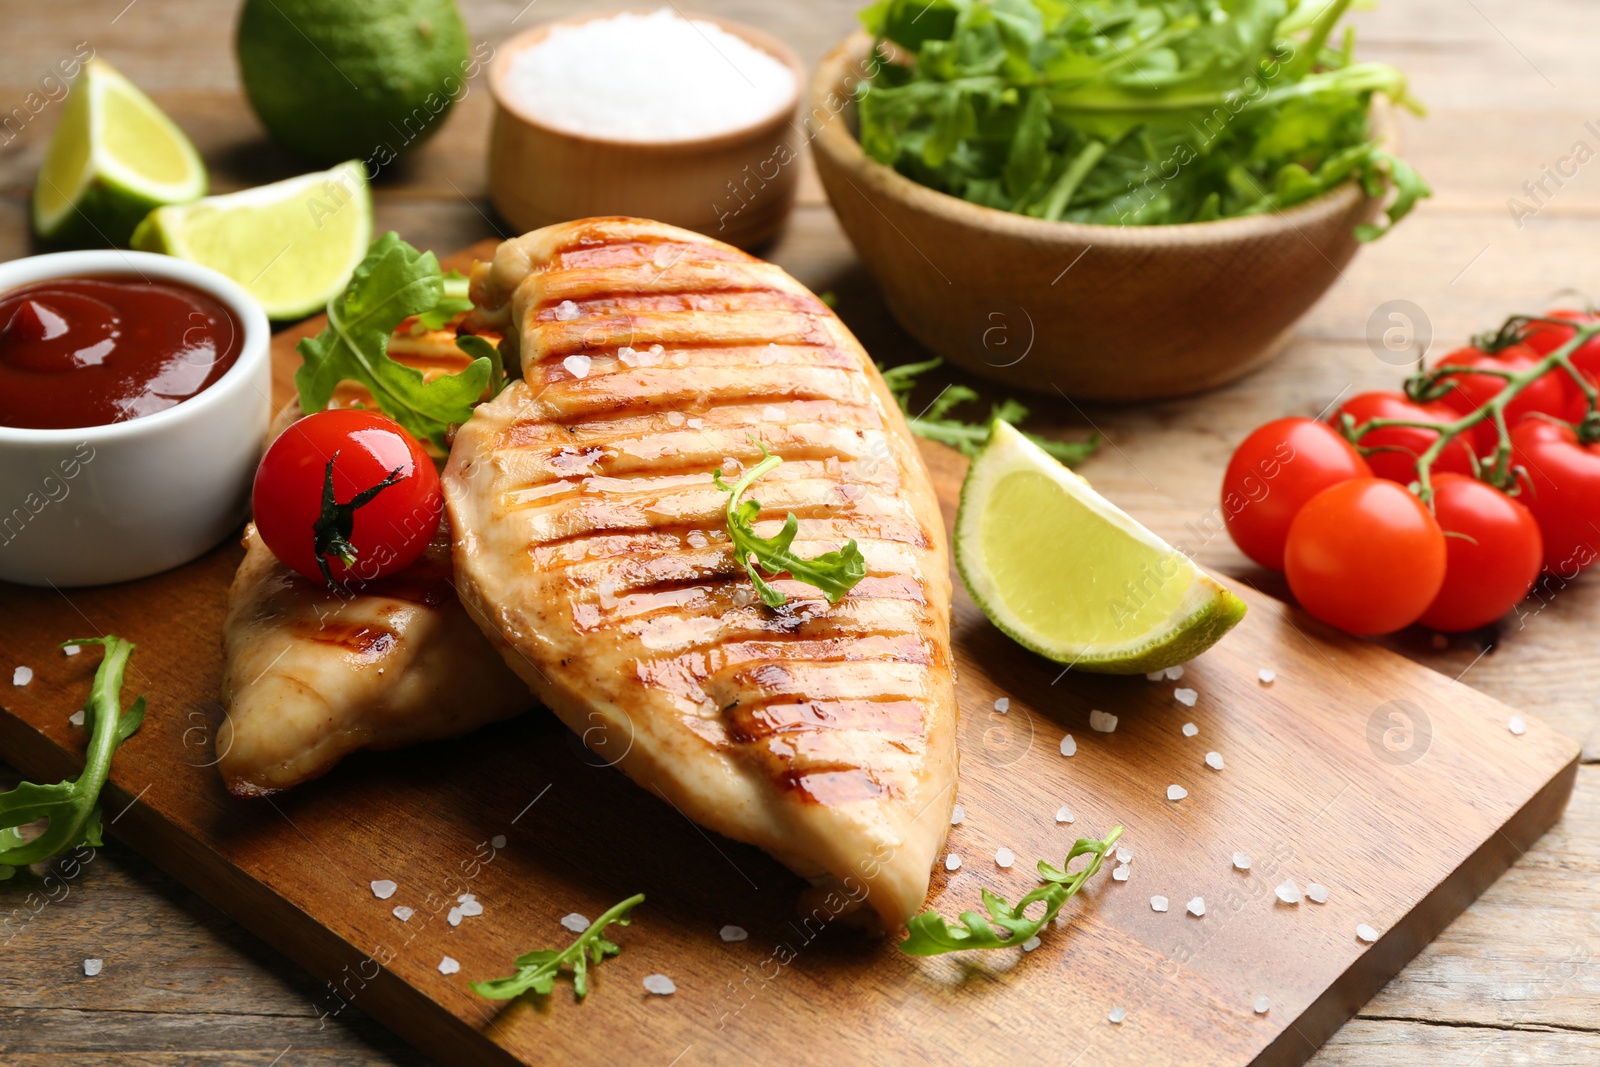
(0, 244, 1579, 1067)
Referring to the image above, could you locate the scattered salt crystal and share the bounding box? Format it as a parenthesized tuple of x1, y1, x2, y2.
(393, 906, 414, 922)
(1021, 935, 1041, 952)
(1059, 735, 1077, 756)
(563, 354, 592, 379)
(1509, 716, 1527, 736)
(370, 880, 397, 900)
(1187, 897, 1206, 917)
(83, 958, 103, 976)
(491, 835, 507, 850)
(1165, 665, 1185, 680)
(1254, 995, 1271, 1015)
(652, 244, 678, 269)
(944, 853, 962, 871)
(994, 847, 1015, 869)
(761, 405, 784, 422)
(950, 803, 965, 826)
(640, 344, 666, 366)
(1275, 879, 1301, 905)
(687, 417, 704, 430)
(994, 697, 1010, 713)
(1112, 865, 1130, 882)
(686, 529, 710, 550)
(757, 344, 779, 365)
(12, 666, 32, 687)
(438, 956, 460, 975)
(63, 645, 80, 656)
(1108, 1006, 1127, 1024)
(1174, 687, 1198, 707)
(553, 300, 579, 321)
(1356, 923, 1379, 943)
(1306, 883, 1329, 904)
(458, 898, 484, 918)
(1166, 784, 1188, 802)
(1431, 633, 1448, 650)
(1258, 668, 1275, 685)
(720, 925, 748, 942)
(1205, 751, 1225, 771)
(618, 346, 639, 366)
(1115, 847, 1133, 865)
(447, 908, 463, 927)
(1089, 710, 1118, 733)
(457, 893, 475, 905)
(643, 973, 677, 996)
(666, 411, 685, 426)
(1146, 671, 1164, 681)
(1151, 895, 1169, 912)
(69, 710, 85, 727)
(1055, 804, 1075, 824)
(561, 913, 591, 933)
(1182, 722, 1199, 738)
(1233, 852, 1251, 871)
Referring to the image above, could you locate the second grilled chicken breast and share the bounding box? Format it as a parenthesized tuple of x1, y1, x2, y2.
(445, 218, 957, 930)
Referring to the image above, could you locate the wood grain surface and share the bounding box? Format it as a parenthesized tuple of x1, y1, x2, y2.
(4, 1, 1600, 1064)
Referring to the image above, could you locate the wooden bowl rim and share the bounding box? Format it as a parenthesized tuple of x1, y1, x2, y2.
(489, 9, 807, 154)
(809, 31, 1399, 249)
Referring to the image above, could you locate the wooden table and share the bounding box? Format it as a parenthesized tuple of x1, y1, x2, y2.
(3, 1, 1597, 1063)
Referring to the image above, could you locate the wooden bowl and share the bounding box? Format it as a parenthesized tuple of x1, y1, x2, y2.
(809, 33, 1394, 402)
(487, 12, 806, 250)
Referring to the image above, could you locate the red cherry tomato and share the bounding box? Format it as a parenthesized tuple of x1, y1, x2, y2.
(253, 409, 442, 586)
(1330, 391, 1475, 485)
(1521, 309, 1600, 420)
(1222, 417, 1372, 572)
(1284, 478, 1447, 635)
(1511, 418, 1600, 577)
(1416, 473, 1543, 632)
(1433, 345, 1569, 453)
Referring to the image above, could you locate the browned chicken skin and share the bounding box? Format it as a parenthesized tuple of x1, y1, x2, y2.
(446, 218, 958, 929)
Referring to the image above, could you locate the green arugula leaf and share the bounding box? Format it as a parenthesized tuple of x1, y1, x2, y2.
(881, 358, 1099, 465)
(715, 441, 868, 608)
(0, 637, 145, 879)
(295, 233, 491, 450)
(900, 826, 1122, 955)
(472, 893, 645, 1001)
(414, 270, 474, 330)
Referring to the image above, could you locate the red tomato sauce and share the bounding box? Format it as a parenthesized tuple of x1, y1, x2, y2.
(0, 274, 244, 430)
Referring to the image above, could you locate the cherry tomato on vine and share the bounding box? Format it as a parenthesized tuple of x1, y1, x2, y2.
(1283, 478, 1447, 635)
(1416, 474, 1543, 632)
(1433, 345, 1569, 454)
(1222, 417, 1372, 572)
(1330, 392, 1475, 485)
(1511, 418, 1600, 577)
(253, 409, 442, 587)
(1520, 309, 1600, 419)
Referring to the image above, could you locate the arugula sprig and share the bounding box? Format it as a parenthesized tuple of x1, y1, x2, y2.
(882, 358, 1099, 465)
(900, 825, 1122, 955)
(295, 233, 493, 450)
(472, 893, 645, 1002)
(0, 637, 145, 880)
(715, 441, 869, 608)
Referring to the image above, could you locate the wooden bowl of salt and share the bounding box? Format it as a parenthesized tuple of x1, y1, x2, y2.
(488, 9, 806, 250)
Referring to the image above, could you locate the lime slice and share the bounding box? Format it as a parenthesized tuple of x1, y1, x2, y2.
(32, 59, 207, 247)
(955, 420, 1246, 675)
(131, 160, 371, 320)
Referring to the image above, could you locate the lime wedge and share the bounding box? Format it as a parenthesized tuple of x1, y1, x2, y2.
(955, 420, 1246, 674)
(131, 160, 371, 320)
(32, 59, 207, 247)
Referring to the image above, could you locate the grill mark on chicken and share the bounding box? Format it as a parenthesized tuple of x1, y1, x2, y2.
(448, 218, 956, 929)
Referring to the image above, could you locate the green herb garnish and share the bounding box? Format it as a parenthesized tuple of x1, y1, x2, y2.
(900, 825, 1122, 955)
(856, 0, 1429, 239)
(0, 636, 145, 880)
(296, 233, 492, 450)
(715, 442, 868, 608)
(471, 893, 645, 1001)
(882, 358, 1099, 465)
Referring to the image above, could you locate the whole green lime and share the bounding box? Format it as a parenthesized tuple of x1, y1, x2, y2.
(237, 0, 471, 165)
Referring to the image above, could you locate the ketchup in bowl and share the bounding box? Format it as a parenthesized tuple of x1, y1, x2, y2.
(0, 274, 245, 430)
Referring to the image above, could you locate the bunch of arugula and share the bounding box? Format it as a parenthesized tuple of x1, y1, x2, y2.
(882, 357, 1098, 464)
(901, 825, 1123, 954)
(0, 637, 145, 880)
(472, 893, 645, 1002)
(296, 233, 504, 451)
(857, 0, 1429, 238)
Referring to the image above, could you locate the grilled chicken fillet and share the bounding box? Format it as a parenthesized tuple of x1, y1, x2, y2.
(445, 218, 958, 929)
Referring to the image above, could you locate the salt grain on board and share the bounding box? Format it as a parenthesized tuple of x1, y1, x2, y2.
(1021, 935, 1042, 952)
(1146, 671, 1164, 681)
(1108, 1006, 1127, 1024)
(370, 880, 397, 900)
(994, 847, 1015, 869)
(1174, 687, 1198, 707)
(950, 803, 965, 826)
(1166, 784, 1188, 801)
(563, 354, 592, 379)
(1116, 847, 1133, 865)
(1089, 710, 1118, 733)
(1150, 896, 1169, 912)
(12, 666, 31, 687)
(1356, 924, 1380, 943)
(69, 709, 85, 727)
(1233, 852, 1252, 871)
(63, 644, 80, 656)
(439, 956, 460, 975)
(1055, 804, 1075, 824)
(1254, 995, 1271, 1015)
(83, 958, 103, 976)
(1059, 734, 1077, 756)
(994, 697, 1010, 713)
(643, 974, 677, 995)
(1306, 883, 1329, 904)
(1258, 668, 1275, 685)
(561, 913, 591, 933)
(1509, 716, 1527, 736)
(1276, 879, 1301, 905)
(491, 835, 507, 850)
(1165, 665, 1185, 680)
(1187, 897, 1206, 917)
(393, 906, 414, 922)
(720, 925, 748, 942)
(447, 908, 463, 927)
(458, 898, 484, 918)
(945, 853, 962, 871)
(1112, 865, 1130, 882)
(1182, 722, 1199, 737)
(1205, 751, 1225, 771)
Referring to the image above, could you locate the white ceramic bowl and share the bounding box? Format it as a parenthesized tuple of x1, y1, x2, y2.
(0, 250, 270, 587)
